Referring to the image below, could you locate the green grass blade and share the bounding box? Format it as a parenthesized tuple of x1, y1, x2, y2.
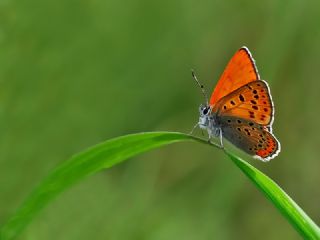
(0, 132, 194, 240)
(225, 151, 320, 239)
(1, 132, 319, 240)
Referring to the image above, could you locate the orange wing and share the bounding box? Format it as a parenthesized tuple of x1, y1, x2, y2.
(213, 80, 274, 126)
(210, 47, 259, 106)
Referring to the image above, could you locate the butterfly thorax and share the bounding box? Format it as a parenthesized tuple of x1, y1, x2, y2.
(198, 104, 221, 137)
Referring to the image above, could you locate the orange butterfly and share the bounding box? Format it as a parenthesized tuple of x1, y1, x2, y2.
(193, 47, 280, 161)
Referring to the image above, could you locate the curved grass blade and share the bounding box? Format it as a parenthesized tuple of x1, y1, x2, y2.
(0, 132, 319, 240)
(0, 132, 196, 240)
(225, 150, 320, 239)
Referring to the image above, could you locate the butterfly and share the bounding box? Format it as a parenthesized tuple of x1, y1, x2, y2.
(193, 47, 280, 161)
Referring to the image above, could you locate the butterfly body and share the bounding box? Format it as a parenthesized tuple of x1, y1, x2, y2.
(196, 47, 280, 161)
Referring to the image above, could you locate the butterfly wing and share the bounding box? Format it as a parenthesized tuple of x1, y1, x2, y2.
(207, 47, 279, 160)
(210, 47, 259, 106)
(213, 80, 274, 126)
(220, 117, 280, 161)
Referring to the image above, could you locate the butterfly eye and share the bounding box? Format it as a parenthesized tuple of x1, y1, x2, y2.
(203, 107, 209, 115)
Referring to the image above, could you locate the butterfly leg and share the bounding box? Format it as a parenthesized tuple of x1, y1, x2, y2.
(208, 137, 224, 149)
(219, 128, 224, 149)
(187, 133, 223, 149)
(209, 128, 224, 149)
(189, 122, 199, 135)
(203, 133, 223, 149)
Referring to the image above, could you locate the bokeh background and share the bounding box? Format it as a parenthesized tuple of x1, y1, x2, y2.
(1, 0, 320, 239)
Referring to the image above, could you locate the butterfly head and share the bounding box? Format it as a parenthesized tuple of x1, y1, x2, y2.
(198, 104, 212, 128)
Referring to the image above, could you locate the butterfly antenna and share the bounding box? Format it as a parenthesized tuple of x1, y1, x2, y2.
(191, 69, 209, 105)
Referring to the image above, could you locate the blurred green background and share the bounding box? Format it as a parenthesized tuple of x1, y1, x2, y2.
(1, 0, 320, 239)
